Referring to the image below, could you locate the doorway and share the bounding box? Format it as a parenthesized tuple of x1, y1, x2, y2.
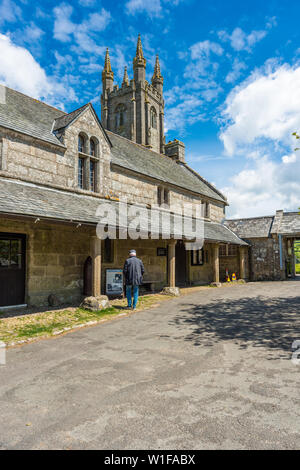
(0, 233, 26, 306)
(294, 240, 300, 277)
(175, 240, 187, 286)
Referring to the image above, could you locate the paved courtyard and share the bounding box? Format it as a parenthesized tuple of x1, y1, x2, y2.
(1, 281, 300, 450)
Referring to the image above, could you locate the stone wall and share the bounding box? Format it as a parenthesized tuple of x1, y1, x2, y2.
(188, 243, 214, 284)
(0, 109, 226, 224)
(0, 107, 112, 197)
(248, 237, 282, 281)
(0, 217, 94, 307)
(101, 238, 169, 292)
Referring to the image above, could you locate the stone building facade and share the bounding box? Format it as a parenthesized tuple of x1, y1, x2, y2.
(0, 36, 248, 308)
(225, 211, 300, 281)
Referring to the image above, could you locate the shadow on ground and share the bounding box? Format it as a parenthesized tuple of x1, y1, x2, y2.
(171, 295, 300, 357)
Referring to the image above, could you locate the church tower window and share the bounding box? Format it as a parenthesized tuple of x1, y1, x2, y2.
(115, 104, 126, 129)
(150, 107, 157, 129)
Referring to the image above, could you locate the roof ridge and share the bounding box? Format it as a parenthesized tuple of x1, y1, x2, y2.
(226, 215, 274, 221)
(53, 102, 89, 123)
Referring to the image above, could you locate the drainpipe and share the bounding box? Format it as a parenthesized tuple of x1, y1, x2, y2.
(279, 234, 283, 270)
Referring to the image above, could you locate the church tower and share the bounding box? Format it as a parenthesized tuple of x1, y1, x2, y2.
(100, 35, 165, 154)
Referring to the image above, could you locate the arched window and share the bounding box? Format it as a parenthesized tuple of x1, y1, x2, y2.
(150, 107, 157, 129)
(115, 104, 126, 128)
(78, 134, 85, 153)
(90, 138, 97, 157)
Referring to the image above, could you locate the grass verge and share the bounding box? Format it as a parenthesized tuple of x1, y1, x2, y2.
(0, 294, 172, 346)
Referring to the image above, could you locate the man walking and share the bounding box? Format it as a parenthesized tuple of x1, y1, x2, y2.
(123, 249, 145, 309)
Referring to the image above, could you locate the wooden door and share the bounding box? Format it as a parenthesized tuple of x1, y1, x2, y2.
(0, 233, 26, 306)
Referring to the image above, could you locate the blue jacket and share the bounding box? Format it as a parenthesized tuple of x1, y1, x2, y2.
(123, 257, 145, 286)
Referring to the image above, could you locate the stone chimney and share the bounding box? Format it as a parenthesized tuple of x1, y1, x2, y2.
(164, 139, 185, 163)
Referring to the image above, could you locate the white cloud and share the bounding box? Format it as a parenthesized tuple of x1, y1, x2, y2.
(190, 40, 223, 60)
(225, 58, 247, 83)
(220, 59, 300, 218)
(53, 3, 111, 54)
(282, 153, 297, 164)
(125, 0, 185, 17)
(0, 0, 22, 25)
(223, 152, 300, 218)
(0, 33, 51, 97)
(0, 33, 76, 107)
(220, 64, 300, 156)
(164, 93, 204, 133)
(218, 20, 274, 53)
(125, 0, 162, 17)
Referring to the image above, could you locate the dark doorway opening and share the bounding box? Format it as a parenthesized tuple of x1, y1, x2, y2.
(175, 240, 187, 286)
(0, 233, 26, 307)
(83, 256, 93, 296)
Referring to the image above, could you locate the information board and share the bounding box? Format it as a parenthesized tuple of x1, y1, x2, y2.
(106, 269, 123, 296)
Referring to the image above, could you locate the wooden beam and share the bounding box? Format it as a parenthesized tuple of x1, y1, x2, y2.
(212, 243, 220, 283)
(239, 246, 246, 280)
(91, 236, 102, 296)
(168, 240, 176, 287)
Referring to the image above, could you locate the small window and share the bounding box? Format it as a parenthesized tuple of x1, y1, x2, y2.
(90, 161, 96, 192)
(157, 187, 162, 206)
(204, 202, 210, 218)
(191, 249, 204, 266)
(219, 244, 227, 256)
(78, 157, 84, 189)
(0, 239, 22, 269)
(103, 238, 114, 263)
(78, 135, 85, 153)
(157, 187, 169, 206)
(90, 139, 96, 157)
(163, 189, 169, 205)
(150, 107, 157, 129)
(228, 244, 238, 256)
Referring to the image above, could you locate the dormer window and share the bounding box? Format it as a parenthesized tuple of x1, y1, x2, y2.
(150, 107, 157, 129)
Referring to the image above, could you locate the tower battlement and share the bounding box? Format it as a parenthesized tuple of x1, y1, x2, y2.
(101, 35, 165, 154)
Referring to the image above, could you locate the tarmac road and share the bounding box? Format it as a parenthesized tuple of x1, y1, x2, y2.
(0, 281, 300, 450)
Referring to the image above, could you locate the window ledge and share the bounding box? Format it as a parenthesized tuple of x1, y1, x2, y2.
(78, 151, 99, 159)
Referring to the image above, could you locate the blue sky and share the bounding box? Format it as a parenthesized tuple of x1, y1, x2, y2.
(1, 0, 300, 217)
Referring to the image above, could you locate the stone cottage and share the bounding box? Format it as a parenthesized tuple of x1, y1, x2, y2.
(0, 36, 247, 308)
(225, 210, 300, 281)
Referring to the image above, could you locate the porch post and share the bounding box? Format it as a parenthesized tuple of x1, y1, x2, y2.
(91, 236, 102, 297)
(168, 240, 176, 287)
(239, 246, 246, 280)
(212, 243, 220, 283)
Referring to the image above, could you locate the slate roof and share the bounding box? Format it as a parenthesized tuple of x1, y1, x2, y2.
(272, 211, 300, 235)
(0, 178, 246, 244)
(224, 216, 274, 238)
(0, 85, 65, 147)
(0, 85, 226, 203)
(53, 103, 89, 131)
(108, 131, 226, 203)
